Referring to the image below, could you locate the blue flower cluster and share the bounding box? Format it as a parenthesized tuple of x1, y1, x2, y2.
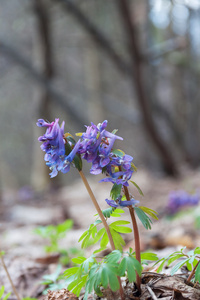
(37, 119, 135, 187)
(37, 119, 80, 178)
(167, 190, 199, 214)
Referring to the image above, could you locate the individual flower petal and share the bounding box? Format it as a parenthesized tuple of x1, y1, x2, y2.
(105, 199, 118, 208)
(119, 198, 140, 207)
(105, 196, 139, 208)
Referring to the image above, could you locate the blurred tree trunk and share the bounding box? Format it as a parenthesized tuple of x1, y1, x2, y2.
(31, 0, 59, 190)
(83, 37, 104, 122)
(118, 0, 179, 176)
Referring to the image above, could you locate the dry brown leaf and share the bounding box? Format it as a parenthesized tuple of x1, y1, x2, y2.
(47, 289, 78, 300)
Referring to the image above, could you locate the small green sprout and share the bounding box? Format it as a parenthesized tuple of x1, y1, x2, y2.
(34, 220, 82, 265)
(0, 287, 11, 300)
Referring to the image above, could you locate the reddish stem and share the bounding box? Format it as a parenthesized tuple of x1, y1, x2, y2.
(124, 185, 141, 293)
(187, 260, 200, 284)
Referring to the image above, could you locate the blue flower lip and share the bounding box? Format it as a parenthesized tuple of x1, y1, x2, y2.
(105, 197, 139, 208)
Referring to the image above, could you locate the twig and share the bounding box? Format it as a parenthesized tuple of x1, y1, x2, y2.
(146, 285, 158, 300)
(0, 255, 21, 300)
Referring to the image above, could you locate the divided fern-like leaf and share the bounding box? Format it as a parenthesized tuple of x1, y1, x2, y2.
(105, 250, 122, 264)
(139, 206, 158, 220)
(110, 183, 122, 200)
(88, 262, 119, 293)
(118, 255, 142, 282)
(109, 220, 132, 234)
(134, 207, 153, 229)
(102, 207, 115, 218)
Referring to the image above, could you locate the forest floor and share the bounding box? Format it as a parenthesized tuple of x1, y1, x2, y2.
(1, 167, 200, 300)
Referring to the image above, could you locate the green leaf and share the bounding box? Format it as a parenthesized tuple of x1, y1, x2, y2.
(93, 220, 102, 226)
(140, 252, 158, 261)
(195, 262, 200, 283)
(156, 259, 167, 273)
(109, 272, 120, 291)
(194, 247, 200, 255)
(119, 257, 127, 276)
(110, 225, 132, 234)
(85, 267, 99, 295)
(115, 209, 124, 214)
(81, 255, 96, 273)
(81, 234, 90, 248)
(130, 181, 144, 196)
(22, 298, 38, 300)
(73, 154, 82, 171)
(91, 226, 97, 239)
(139, 206, 158, 220)
(110, 220, 130, 226)
(119, 255, 142, 283)
(71, 257, 86, 265)
(110, 183, 122, 201)
(68, 275, 88, 296)
(106, 250, 122, 264)
(102, 207, 115, 218)
(78, 230, 88, 243)
(66, 135, 76, 145)
(100, 231, 109, 248)
(167, 254, 184, 266)
(134, 207, 152, 230)
(110, 212, 121, 217)
(93, 247, 107, 254)
(57, 220, 73, 233)
(127, 260, 136, 282)
(0, 251, 5, 257)
(64, 267, 80, 278)
(3, 292, 11, 300)
(93, 228, 105, 243)
(171, 258, 191, 275)
(101, 267, 109, 288)
(87, 262, 119, 294)
(0, 287, 5, 299)
(65, 142, 73, 155)
(109, 228, 125, 251)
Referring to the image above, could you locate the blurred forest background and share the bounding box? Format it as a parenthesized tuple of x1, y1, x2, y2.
(1, 0, 200, 195)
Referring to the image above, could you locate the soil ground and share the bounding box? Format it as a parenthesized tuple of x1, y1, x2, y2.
(1, 167, 200, 299)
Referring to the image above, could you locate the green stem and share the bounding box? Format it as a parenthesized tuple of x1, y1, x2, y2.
(124, 185, 141, 293)
(0, 255, 21, 300)
(79, 170, 125, 300)
(79, 170, 115, 250)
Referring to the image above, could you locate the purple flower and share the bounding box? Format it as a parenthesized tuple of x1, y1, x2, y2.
(37, 118, 81, 177)
(167, 190, 199, 214)
(105, 196, 139, 208)
(38, 118, 65, 156)
(99, 154, 134, 186)
(78, 120, 123, 172)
